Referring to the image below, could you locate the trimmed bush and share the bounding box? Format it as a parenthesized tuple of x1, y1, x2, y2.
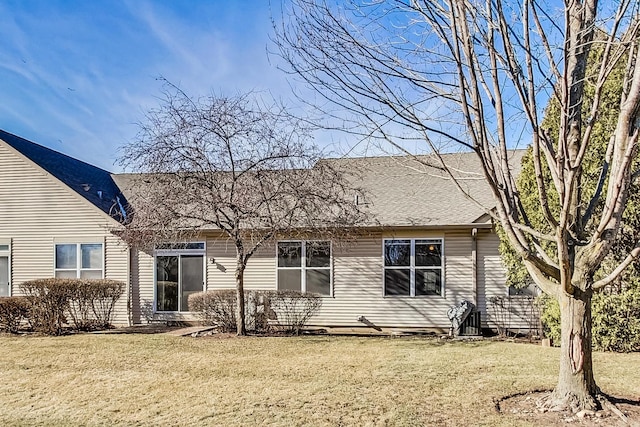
(66, 279, 124, 330)
(19, 278, 124, 335)
(0, 297, 31, 333)
(188, 289, 274, 332)
(267, 290, 322, 335)
(66, 280, 95, 331)
(20, 278, 72, 335)
(89, 280, 124, 328)
(188, 290, 238, 331)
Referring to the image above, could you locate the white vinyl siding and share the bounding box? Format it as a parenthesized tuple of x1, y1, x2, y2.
(311, 232, 467, 329)
(476, 230, 532, 331)
(130, 229, 508, 330)
(0, 141, 129, 324)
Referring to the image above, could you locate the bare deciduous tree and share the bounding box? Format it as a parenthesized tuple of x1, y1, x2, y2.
(119, 82, 366, 335)
(274, 0, 640, 413)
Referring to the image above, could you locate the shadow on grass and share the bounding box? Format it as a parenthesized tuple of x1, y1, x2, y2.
(97, 324, 185, 335)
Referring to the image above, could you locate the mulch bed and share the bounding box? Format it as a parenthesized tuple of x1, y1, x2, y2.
(497, 390, 640, 426)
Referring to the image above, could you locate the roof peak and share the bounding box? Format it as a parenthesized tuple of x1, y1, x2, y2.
(0, 129, 125, 220)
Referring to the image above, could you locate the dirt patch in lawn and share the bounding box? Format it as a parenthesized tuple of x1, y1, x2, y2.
(497, 390, 640, 426)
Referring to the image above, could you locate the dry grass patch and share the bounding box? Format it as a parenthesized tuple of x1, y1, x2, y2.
(0, 334, 638, 426)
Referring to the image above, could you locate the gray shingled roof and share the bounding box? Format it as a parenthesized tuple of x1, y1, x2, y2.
(0, 129, 125, 220)
(322, 150, 526, 227)
(113, 150, 526, 229)
(1, 127, 524, 228)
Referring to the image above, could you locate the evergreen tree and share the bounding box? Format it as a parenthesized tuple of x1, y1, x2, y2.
(499, 45, 640, 352)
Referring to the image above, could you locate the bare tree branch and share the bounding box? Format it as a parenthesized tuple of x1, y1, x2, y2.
(274, 0, 640, 409)
(118, 84, 368, 335)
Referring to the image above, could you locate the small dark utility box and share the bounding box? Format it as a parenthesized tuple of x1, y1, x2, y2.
(459, 311, 481, 336)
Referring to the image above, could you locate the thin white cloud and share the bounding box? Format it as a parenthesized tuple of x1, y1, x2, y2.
(0, 1, 307, 171)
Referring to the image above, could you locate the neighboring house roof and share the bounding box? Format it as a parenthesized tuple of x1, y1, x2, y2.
(0, 129, 126, 220)
(114, 150, 526, 229)
(323, 150, 526, 227)
(1, 129, 526, 229)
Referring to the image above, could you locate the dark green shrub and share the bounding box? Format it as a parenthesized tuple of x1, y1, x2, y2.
(539, 295, 561, 346)
(539, 284, 640, 352)
(592, 285, 640, 352)
(267, 290, 322, 335)
(0, 297, 31, 333)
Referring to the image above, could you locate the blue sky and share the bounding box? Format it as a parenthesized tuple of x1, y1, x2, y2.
(0, 1, 298, 171)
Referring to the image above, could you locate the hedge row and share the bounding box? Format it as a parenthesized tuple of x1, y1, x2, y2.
(540, 283, 640, 352)
(0, 278, 124, 335)
(188, 289, 322, 334)
(0, 297, 31, 334)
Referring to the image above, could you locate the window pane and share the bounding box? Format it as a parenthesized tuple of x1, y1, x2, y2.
(0, 256, 8, 297)
(509, 283, 536, 296)
(384, 240, 410, 266)
(416, 269, 442, 295)
(156, 256, 178, 311)
(56, 244, 77, 269)
(415, 240, 442, 267)
(181, 255, 203, 311)
(278, 242, 302, 267)
(306, 269, 330, 295)
(55, 270, 77, 279)
(80, 270, 102, 279)
(306, 241, 330, 268)
(81, 244, 103, 269)
(384, 269, 410, 295)
(278, 269, 301, 291)
(0, 244, 9, 251)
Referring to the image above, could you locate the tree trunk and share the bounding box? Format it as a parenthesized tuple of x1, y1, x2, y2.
(547, 288, 599, 411)
(235, 260, 246, 336)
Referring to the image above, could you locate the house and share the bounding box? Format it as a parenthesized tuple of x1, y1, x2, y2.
(0, 130, 130, 325)
(0, 129, 531, 333)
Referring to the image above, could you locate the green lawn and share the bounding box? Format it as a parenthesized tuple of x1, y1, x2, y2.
(0, 334, 638, 426)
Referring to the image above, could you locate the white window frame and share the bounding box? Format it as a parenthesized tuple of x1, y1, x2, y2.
(154, 242, 206, 313)
(382, 238, 445, 297)
(507, 282, 539, 297)
(0, 240, 11, 297)
(54, 243, 104, 279)
(276, 240, 333, 296)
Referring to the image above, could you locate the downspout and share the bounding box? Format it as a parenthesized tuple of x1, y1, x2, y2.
(471, 228, 478, 307)
(127, 244, 133, 327)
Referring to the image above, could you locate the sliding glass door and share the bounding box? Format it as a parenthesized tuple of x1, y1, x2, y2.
(0, 243, 10, 297)
(155, 245, 204, 312)
(0, 255, 9, 297)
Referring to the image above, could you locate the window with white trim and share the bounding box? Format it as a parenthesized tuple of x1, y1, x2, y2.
(0, 242, 10, 297)
(277, 241, 332, 296)
(54, 243, 104, 279)
(384, 238, 443, 296)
